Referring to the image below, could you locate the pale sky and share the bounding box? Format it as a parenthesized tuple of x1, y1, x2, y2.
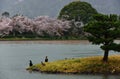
(0, 0, 120, 18)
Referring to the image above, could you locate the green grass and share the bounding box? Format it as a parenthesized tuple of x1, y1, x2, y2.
(26, 55, 120, 74)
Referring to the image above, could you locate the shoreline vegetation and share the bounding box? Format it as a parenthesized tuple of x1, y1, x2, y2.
(0, 39, 90, 44)
(0, 37, 119, 41)
(0, 37, 87, 41)
(26, 55, 120, 75)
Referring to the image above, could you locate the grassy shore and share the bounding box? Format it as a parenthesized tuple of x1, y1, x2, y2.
(0, 36, 87, 41)
(26, 55, 120, 74)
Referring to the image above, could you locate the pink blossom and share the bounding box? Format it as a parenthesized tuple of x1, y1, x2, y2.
(0, 15, 71, 37)
(0, 17, 12, 37)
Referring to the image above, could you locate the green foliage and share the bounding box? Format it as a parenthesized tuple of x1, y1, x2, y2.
(84, 14, 120, 48)
(84, 14, 120, 61)
(2, 11, 10, 17)
(101, 43, 120, 52)
(58, 1, 98, 24)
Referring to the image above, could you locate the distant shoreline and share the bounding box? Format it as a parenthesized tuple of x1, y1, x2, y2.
(0, 40, 90, 44)
(0, 39, 119, 44)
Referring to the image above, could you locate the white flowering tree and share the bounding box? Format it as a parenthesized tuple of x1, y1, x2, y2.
(0, 15, 71, 38)
(0, 17, 13, 37)
(33, 16, 70, 37)
(10, 15, 34, 37)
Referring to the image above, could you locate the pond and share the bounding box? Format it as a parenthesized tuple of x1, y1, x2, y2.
(0, 40, 119, 79)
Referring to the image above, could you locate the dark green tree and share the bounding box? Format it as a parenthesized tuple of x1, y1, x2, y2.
(84, 14, 120, 62)
(58, 1, 98, 24)
(2, 11, 10, 17)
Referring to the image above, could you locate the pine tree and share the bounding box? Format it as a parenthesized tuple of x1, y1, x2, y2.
(84, 14, 120, 62)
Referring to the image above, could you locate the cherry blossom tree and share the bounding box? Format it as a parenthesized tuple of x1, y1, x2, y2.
(33, 16, 70, 37)
(0, 15, 71, 38)
(10, 15, 34, 36)
(0, 17, 12, 37)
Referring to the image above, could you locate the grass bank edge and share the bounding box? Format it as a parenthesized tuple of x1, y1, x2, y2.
(26, 55, 120, 74)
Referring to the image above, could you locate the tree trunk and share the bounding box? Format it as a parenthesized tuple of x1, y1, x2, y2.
(103, 50, 109, 62)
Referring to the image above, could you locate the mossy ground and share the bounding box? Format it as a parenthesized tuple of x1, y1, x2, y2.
(27, 55, 120, 74)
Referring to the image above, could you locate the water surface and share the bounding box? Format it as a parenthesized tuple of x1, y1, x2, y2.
(0, 40, 119, 79)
